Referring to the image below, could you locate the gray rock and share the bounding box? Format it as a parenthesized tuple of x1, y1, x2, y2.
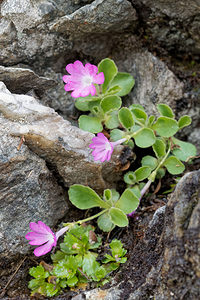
(0, 82, 123, 191)
(71, 169, 200, 300)
(131, 0, 200, 55)
(0, 118, 68, 258)
(112, 39, 183, 115)
(50, 0, 137, 35)
(0, 65, 56, 95)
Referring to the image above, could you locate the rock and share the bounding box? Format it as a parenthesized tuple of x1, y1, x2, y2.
(0, 119, 68, 257)
(112, 37, 183, 115)
(50, 0, 137, 35)
(70, 169, 200, 299)
(0, 65, 56, 95)
(0, 82, 123, 191)
(131, 0, 200, 55)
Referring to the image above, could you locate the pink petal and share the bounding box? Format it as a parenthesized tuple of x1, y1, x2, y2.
(65, 63, 75, 74)
(85, 63, 98, 75)
(89, 85, 96, 96)
(74, 60, 84, 73)
(63, 75, 72, 83)
(79, 86, 92, 97)
(93, 72, 105, 84)
(34, 240, 55, 257)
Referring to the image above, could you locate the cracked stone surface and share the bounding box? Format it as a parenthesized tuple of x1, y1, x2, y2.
(50, 0, 137, 35)
(0, 65, 56, 95)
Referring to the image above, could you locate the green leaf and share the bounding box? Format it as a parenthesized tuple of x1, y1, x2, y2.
(109, 208, 128, 227)
(157, 103, 174, 118)
(109, 72, 135, 96)
(152, 117, 179, 137)
(104, 189, 112, 201)
(68, 184, 109, 209)
(29, 266, 49, 279)
(46, 283, 59, 297)
(88, 100, 101, 115)
(129, 185, 141, 199)
(115, 189, 139, 214)
(82, 252, 98, 276)
(141, 155, 158, 170)
(98, 58, 118, 93)
(110, 129, 125, 141)
(97, 212, 115, 232)
(129, 104, 145, 111)
(105, 112, 120, 129)
(51, 251, 66, 263)
(156, 167, 166, 179)
(100, 95, 122, 113)
(28, 278, 45, 290)
(118, 107, 134, 129)
(75, 98, 89, 111)
(107, 85, 122, 95)
(123, 171, 136, 185)
(134, 128, 156, 148)
(94, 266, 107, 281)
(111, 189, 120, 202)
(131, 108, 147, 123)
(148, 115, 155, 126)
(67, 276, 78, 287)
(134, 166, 151, 181)
(164, 156, 185, 175)
(109, 239, 127, 258)
(172, 138, 197, 162)
(178, 115, 192, 129)
(78, 115, 103, 133)
(153, 138, 166, 158)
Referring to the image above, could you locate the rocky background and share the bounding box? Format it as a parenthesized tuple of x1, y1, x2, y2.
(0, 0, 199, 299)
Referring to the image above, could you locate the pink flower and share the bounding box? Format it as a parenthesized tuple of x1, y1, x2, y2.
(63, 60, 104, 98)
(25, 221, 57, 257)
(25, 221, 69, 257)
(89, 133, 126, 162)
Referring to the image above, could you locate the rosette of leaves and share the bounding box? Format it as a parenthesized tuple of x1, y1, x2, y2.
(28, 225, 127, 297)
(76, 58, 135, 133)
(68, 185, 140, 232)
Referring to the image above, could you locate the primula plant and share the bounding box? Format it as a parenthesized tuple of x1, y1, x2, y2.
(26, 58, 197, 297)
(28, 224, 126, 297)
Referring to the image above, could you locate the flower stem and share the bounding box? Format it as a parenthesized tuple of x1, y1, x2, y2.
(63, 209, 109, 227)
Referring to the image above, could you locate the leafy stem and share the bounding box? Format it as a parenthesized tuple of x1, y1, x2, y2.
(149, 140, 171, 182)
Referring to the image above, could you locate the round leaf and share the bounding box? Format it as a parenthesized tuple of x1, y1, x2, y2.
(109, 208, 128, 227)
(118, 107, 134, 129)
(178, 115, 192, 129)
(68, 184, 109, 209)
(75, 99, 89, 111)
(141, 155, 158, 170)
(153, 138, 166, 158)
(78, 115, 103, 133)
(107, 85, 122, 95)
(109, 72, 135, 96)
(148, 115, 155, 126)
(131, 108, 147, 123)
(98, 58, 118, 93)
(116, 189, 140, 214)
(164, 156, 185, 175)
(100, 95, 122, 113)
(134, 128, 156, 148)
(105, 112, 119, 129)
(157, 103, 174, 118)
(110, 129, 125, 141)
(153, 117, 179, 137)
(97, 213, 114, 232)
(172, 138, 197, 162)
(123, 171, 136, 185)
(156, 167, 166, 179)
(134, 166, 151, 181)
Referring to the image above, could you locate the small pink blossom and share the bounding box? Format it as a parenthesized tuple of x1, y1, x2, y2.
(89, 133, 126, 162)
(63, 60, 104, 98)
(25, 221, 68, 257)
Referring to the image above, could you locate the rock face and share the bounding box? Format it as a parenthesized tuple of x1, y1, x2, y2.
(72, 170, 200, 300)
